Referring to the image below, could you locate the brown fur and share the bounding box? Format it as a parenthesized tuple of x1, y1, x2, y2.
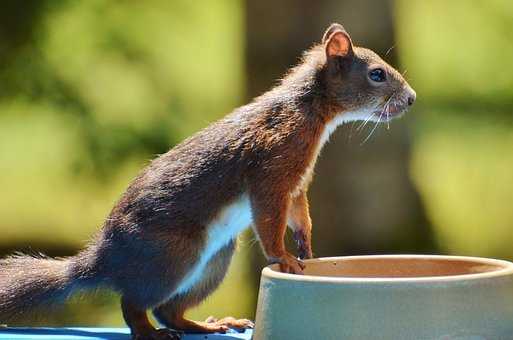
(0, 24, 415, 339)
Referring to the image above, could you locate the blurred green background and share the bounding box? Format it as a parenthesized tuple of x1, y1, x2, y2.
(1, 0, 512, 327)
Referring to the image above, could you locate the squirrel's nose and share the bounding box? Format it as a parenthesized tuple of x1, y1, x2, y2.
(407, 95, 415, 106)
(406, 87, 416, 106)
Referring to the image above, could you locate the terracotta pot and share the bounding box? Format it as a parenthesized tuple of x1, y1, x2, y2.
(253, 255, 513, 340)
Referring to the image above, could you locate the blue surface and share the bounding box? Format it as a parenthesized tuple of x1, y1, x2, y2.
(0, 327, 252, 340)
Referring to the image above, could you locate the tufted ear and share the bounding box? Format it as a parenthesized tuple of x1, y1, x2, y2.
(322, 23, 353, 58)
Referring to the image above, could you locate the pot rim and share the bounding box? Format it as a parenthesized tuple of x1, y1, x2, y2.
(262, 254, 513, 284)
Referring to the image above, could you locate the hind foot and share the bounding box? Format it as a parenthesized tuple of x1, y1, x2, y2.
(205, 316, 255, 330)
(122, 298, 181, 340)
(166, 315, 253, 334)
(175, 319, 229, 333)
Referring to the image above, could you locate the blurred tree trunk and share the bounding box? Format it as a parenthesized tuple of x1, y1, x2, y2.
(245, 0, 437, 268)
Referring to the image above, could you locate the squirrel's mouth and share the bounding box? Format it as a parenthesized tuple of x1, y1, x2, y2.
(373, 97, 409, 122)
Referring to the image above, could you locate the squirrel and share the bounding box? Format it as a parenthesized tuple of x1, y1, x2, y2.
(0, 23, 415, 340)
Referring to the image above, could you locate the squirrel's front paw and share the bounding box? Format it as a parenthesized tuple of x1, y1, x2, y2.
(270, 253, 305, 274)
(293, 230, 313, 260)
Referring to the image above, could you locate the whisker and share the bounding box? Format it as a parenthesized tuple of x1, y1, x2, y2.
(374, 90, 398, 136)
(384, 93, 395, 131)
(361, 113, 381, 145)
(378, 93, 394, 132)
(386, 105, 390, 130)
(356, 110, 376, 132)
(356, 87, 402, 140)
(385, 45, 395, 57)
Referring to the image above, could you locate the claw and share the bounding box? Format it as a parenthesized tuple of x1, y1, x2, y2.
(272, 252, 305, 274)
(293, 230, 313, 259)
(205, 316, 217, 323)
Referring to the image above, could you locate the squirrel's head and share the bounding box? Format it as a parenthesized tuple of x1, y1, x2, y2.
(321, 23, 416, 122)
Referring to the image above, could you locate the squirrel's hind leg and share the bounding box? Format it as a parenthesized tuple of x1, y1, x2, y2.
(121, 296, 181, 340)
(153, 240, 254, 333)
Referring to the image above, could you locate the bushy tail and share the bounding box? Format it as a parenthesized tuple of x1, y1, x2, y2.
(0, 253, 91, 321)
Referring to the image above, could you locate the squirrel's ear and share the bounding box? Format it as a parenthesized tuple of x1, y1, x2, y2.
(322, 23, 346, 43)
(323, 23, 353, 58)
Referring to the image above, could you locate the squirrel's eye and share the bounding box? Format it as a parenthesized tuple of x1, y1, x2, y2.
(368, 68, 386, 82)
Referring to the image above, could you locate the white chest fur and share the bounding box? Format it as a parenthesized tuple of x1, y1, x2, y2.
(172, 194, 253, 296)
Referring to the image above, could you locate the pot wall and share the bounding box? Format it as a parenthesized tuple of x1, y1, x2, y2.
(253, 256, 513, 340)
